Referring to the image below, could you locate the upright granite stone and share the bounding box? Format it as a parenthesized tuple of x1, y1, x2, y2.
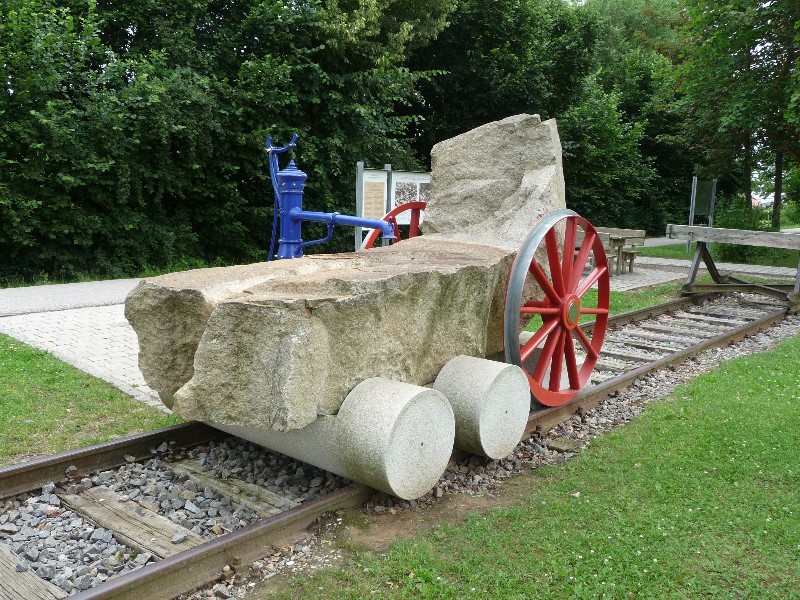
(424, 113, 565, 251)
(125, 113, 567, 432)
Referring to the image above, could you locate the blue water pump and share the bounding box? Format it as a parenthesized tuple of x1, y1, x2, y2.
(267, 134, 396, 260)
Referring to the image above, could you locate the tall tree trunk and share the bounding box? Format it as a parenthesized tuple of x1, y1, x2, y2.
(743, 132, 753, 211)
(772, 147, 783, 230)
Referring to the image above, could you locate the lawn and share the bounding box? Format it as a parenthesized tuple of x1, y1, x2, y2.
(0, 334, 181, 465)
(280, 333, 800, 599)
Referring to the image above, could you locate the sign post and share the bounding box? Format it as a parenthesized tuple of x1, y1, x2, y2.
(688, 176, 717, 252)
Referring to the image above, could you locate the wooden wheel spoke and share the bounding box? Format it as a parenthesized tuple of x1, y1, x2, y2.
(574, 326, 598, 359)
(576, 266, 607, 298)
(548, 330, 566, 391)
(532, 325, 562, 384)
(528, 259, 562, 305)
(561, 218, 577, 293)
(564, 332, 580, 390)
(570, 231, 596, 292)
(545, 229, 565, 296)
(520, 318, 559, 363)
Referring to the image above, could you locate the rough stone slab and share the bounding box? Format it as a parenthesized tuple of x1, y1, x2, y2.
(125, 259, 322, 408)
(172, 238, 512, 430)
(424, 113, 566, 252)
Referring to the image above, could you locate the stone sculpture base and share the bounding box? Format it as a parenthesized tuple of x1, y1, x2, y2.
(212, 378, 455, 500)
(124, 113, 569, 499)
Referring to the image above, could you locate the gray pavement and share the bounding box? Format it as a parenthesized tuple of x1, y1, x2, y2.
(0, 254, 795, 409)
(0, 280, 163, 411)
(635, 256, 798, 278)
(0, 278, 141, 317)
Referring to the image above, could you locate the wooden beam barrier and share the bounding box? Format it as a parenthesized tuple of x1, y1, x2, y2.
(666, 224, 800, 250)
(664, 224, 800, 305)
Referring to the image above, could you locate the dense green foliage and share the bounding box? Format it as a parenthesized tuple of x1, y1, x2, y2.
(1, 0, 453, 279)
(677, 0, 800, 226)
(1, 0, 798, 281)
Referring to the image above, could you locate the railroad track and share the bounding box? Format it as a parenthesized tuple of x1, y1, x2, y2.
(0, 292, 792, 600)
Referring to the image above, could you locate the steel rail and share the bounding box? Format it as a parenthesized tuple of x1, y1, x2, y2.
(0, 422, 224, 500)
(579, 292, 717, 334)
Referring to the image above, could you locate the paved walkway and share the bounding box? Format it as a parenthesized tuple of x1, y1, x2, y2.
(0, 254, 795, 408)
(636, 256, 798, 278)
(0, 279, 163, 410)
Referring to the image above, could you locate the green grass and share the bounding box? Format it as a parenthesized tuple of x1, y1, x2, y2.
(637, 243, 697, 260)
(592, 283, 682, 317)
(0, 334, 181, 465)
(280, 335, 800, 599)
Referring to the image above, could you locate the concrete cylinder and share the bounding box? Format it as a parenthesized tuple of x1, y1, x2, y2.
(211, 377, 455, 500)
(433, 356, 530, 458)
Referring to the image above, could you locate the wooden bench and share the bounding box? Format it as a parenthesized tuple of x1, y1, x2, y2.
(665, 224, 800, 303)
(575, 227, 646, 276)
(595, 227, 646, 275)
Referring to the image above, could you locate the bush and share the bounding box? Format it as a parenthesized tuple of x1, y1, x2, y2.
(712, 194, 780, 264)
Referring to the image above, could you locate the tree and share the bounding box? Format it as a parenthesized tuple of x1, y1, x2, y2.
(677, 0, 800, 229)
(1, 0, 457, 280)
(407, 0, 597, 160)
(559, 78, 656, 228)
(584, 0, 698, 231)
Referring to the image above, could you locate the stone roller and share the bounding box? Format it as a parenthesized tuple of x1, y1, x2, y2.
(433, 356, 531, 459)
(211, 357, 530, 499)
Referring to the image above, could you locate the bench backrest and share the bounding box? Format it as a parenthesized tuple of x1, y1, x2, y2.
(575, 228, 645, 250)
(595, 227, 646, 247)
(575, 229, 612, 250)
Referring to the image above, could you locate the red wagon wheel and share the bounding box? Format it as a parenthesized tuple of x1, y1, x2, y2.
(361, 201, 427, 249)
(504, 209, 610, 407)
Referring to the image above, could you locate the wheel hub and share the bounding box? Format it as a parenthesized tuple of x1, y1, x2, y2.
(561, 294, 581, 330)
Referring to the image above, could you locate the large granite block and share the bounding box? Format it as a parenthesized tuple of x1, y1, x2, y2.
(126, 239, 512, 430)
